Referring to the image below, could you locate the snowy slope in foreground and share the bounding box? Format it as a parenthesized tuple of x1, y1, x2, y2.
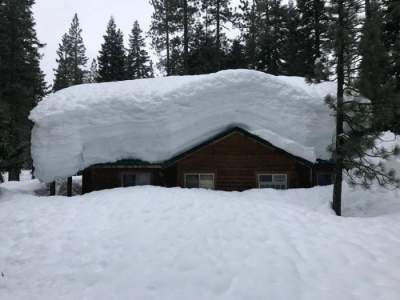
(30, 70, 335, 182)
(1, 183, 400, 300)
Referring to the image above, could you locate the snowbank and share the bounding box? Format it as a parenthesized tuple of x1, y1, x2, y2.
(30, 70, 335, 182)
(1, 180, 400, 299)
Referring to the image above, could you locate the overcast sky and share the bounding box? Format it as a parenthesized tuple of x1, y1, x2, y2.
(33, 0, 154, 84)
(33, 0, 277, 84)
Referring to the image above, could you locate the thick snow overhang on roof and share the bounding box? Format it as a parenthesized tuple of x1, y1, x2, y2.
(30, 69, 336, 182)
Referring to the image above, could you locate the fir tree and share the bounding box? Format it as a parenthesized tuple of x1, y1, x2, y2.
(187, 22, 219, 74)
(176, 0, 198, 74)
(126, 21, 153, 79)
(224, 39, 246, 69)
(383, 0, 400, 89)
(201, 0, 233, 70)
(256, 0, 286, 75)
(238, 0, 258, 68)
(0, 0, 46, 180)
(97, 17, 126, 82)
(53, 13, 88, 91)
(358, 0, 391, 128)
(280, 1, 304, 76)
(85, 59, 98, 83)
(296, 0, 330, 81)
(328, 0, 400, 216)
(149, 0, 180, 75)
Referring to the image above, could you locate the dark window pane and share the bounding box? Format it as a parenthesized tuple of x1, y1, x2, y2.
(136, 173, 151, 186)
(123, 174, 136, 187)
(259, 175, 273, 182)
(185, 175, 199, 188)
(317, 174, 333, 186)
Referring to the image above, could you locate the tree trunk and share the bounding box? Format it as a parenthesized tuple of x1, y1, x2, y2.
(333, 0, 345, 217)
(67, 177, 72, 197)
(165, 0, 170, 76)
(250, 0, 256, 68)
(365, 0, 370, 19)
(0, 172, 4, 183)
(8, 168, 20, 181)
(183, 0, 189, 74)
(50, 181, 56, 196)
(216, 0, 221, 70)
(314, 0, 321, 59)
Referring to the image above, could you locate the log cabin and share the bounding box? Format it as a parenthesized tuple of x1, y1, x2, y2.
(30, 69, 338, 195)
(82, 127, 335, 193)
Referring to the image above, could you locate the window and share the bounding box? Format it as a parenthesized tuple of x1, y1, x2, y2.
(184, 173, 215, 189)
(121, 172, 151, 187)
(317, 173, 334, 186)
(258, 174, 287, 189)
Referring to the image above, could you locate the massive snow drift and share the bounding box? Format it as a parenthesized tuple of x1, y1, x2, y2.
(1, 180, 400, 299)
(30, 70, 336, 182)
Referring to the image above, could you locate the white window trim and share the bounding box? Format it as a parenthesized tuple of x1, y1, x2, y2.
(257, 173, 288, 189)
(184, 173, 215, 189)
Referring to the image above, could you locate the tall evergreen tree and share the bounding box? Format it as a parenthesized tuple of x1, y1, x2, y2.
(328, 0, 400, 216)
(256, 0, 286, 75)
(224, 39, 246, 69)
(85, 58, 98, 83)
(97, 17, 126, 82)
(187, 22, 219, 74)
(53, 13, 88, 91)
(0, 0, 46, 180)
(358, 0, 391, 127)
(280, 1, 304, 76)
(383, 0, 400, 89)
(296, 0, 330, 81)
(149, 0, 180, 75)
(126, 21, 153, 79)
(176, 0, 198, 74)
(201, 0, 233, 70)
(238, 0, 258, 69)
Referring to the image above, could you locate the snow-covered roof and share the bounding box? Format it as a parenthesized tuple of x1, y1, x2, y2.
(30, 69, 336, 182)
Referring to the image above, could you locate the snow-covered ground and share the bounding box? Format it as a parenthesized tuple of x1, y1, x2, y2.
(1, 177, 400, 300)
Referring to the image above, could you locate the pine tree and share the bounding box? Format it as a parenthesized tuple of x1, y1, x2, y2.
(97, 17, 126, 82)
(224, 39, 246, 69)
(328, 0, 400, 216)
(358, 0, 391, 128)
(0, 0, 46, 180)
(296, 0, 330, 81)
(238, 0, 258, 68)
(187, 22, 219, 74)
(53, 34, 71, 91)
(383, 0, 400, 89)
(256, 0, 286, 75)
(149, 0, 180, 76)
(53, 13, 88, 91)
(176, 0, 198, 74)
(201, 0, 233, 70)
(85, 58, 98, 83)
(126, 21, 153, 79)
(280, 1, 304, 76)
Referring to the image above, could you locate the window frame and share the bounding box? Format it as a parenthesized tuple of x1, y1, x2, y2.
(120, 172, 152, 187)
(257, 173, 288, 190)
(184, 173, 215, 189)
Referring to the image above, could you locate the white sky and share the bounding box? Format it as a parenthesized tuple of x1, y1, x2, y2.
(33, 0, 154, 84)
(33, 0, 287, 84)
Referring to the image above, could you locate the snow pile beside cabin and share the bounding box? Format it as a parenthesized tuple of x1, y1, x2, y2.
(1, 180, 400, 299)
(30, 69, 336, 182)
